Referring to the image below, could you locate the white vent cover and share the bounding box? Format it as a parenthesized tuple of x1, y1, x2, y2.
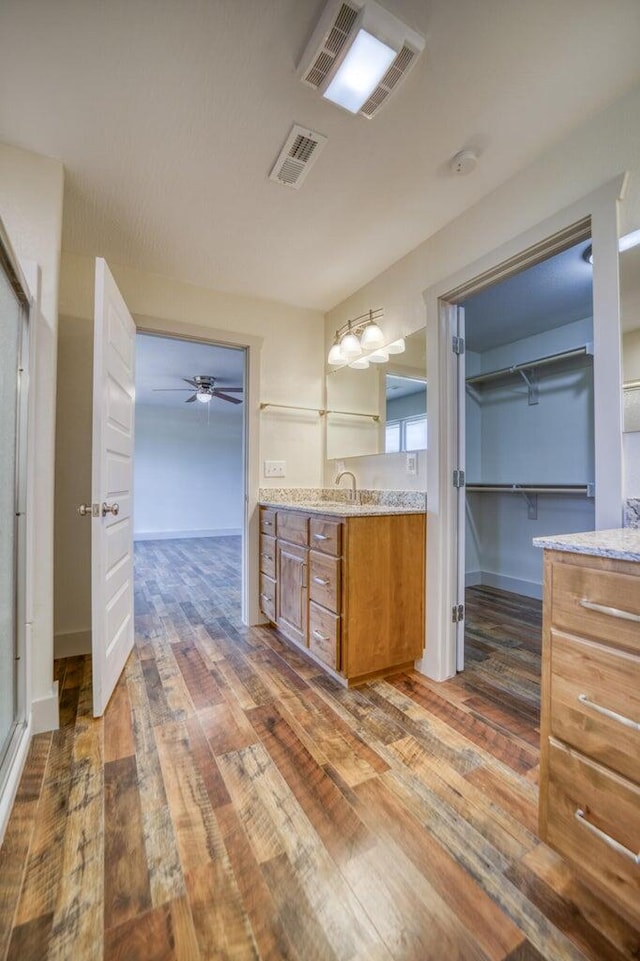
(269, 124, 328, 189)
(298, 0, 425, 119)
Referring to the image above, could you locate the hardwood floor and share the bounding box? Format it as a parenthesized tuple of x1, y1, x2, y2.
(1, 538, 638, 960)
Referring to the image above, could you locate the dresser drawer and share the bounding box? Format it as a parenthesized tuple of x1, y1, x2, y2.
(259, 573, 276, 622)
(551, 560, 640, 654)
(277, 510, 309, 546)
(259, 534, 276, 578)
(545, 739, 640, 927)
(309, 601, 340, 670)
(550, 629, 640, 782)
(309, 517, 342, 556)
(309, 551, 341, 613)
(260, 508, 277, 536)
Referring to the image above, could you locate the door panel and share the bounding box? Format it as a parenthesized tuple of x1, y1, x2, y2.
(91, 258, 136, 717)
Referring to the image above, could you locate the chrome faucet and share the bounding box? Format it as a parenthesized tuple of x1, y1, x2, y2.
(335, 469, 357, 502)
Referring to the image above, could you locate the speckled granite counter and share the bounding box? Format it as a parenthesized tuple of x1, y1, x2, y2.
(533, 528, 640, 562)
(258, 487, 426, 516)
(625, 498, 640, 529)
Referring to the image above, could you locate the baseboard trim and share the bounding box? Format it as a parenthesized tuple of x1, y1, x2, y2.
(465, 570, 482, 587)
(54, 629, 92, 658)
(475, 570, 542, 600)
(134, 528, 242, 541)
(31, 681, 60, 734)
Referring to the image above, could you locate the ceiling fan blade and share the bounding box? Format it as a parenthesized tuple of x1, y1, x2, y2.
(213, 390, 242, 405)
(215, 386, 243, 392)
(152, 388, 192, 391)
(185, 394, 197, 403)
(183, 378, 200, 388)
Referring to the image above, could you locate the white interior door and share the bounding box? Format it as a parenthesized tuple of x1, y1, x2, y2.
(91, 258, 136, 717)
(454, 305, 466, 672)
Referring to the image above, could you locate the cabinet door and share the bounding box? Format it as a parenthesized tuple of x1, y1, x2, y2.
(277, 541, 308, 647)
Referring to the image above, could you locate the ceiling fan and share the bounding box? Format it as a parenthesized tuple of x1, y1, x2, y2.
(152, 375, 243, 405)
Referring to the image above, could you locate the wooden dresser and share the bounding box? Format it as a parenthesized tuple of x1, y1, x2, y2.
(538, 541, 640, 928)
(259, 505, 425, 685)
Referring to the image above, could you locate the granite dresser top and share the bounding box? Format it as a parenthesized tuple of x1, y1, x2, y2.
(533, 528, 640, 563)
(259, 487, 426, 517)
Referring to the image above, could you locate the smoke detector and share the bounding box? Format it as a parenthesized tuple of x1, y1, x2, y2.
(449, 149, 478, 176)
(298, 0, 425, 119)
(269, 124, 328, 189)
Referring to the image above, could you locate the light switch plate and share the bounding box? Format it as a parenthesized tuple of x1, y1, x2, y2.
(264, 460, 286, 478)
(406, 452, 417, 475)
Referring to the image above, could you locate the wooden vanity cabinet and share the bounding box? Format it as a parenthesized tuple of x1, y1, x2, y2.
(539, 549, 640, 928)
(259, 506, 425, 685)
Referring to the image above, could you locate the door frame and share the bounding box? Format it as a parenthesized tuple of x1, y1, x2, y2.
(135, 315, 263, 626)
(418, 174, 626, 682)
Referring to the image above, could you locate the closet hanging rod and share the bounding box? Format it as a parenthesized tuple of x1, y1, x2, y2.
(466, 345, 592, 386)
(259, 402, 379, 422)
(466, 483, 594, 496)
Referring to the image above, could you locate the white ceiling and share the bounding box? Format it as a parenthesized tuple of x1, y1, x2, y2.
(1, 0, 640, 310)
(135, 333, 244, 409)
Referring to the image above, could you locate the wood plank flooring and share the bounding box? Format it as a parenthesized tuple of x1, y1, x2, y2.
(1, 538, 638, 960)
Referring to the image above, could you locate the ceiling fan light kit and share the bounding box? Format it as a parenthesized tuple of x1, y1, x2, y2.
(327, 308, 405, 369)
(153, 374, 244, 406)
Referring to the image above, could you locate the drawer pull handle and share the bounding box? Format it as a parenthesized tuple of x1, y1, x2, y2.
(579, 598, 640, 623)
(261, 553, 273, 560)
(260, 593, 272, 604)
(313, 576, 329, 585)
(313, 533, 329, 541)
(578, 693, 640, 731)
(263, 521, 273, 527)
(575, 809, 640, 864)
(312, 630, 330, 642)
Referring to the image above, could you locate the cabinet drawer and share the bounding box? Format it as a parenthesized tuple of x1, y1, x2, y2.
(309, 601, 340, 670)
(544, 739, 640, 926)
(551, 560, 640, 654)
(550, 629, 640, 782)
(259, 534, 276, 578)
(309, 517, 342, 556)
(309, 551, 341, 613)
(259, 573, 276, 622)
(277, 510, 308, 546)
(260, 508, 277, 536)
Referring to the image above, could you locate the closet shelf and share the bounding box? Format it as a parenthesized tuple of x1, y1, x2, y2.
(466, 483, 595, 496)
(465, 344, 593, 404)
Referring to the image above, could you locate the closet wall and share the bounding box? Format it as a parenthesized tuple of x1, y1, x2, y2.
(466, 316, 595, 598)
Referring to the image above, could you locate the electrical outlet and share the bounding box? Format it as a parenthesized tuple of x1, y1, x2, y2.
(264, 460, 286, 478)
(406, 452, 417, 475)
(335, 460, 345, 474)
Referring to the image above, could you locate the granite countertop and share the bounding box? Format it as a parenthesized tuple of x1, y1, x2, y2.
(533, 528, 640, 562)
(259, 487, 426, 517)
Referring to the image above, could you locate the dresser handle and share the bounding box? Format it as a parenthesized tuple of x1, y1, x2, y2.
(579, 598, 640, 623)
(263, 520, 273, 527)
(313, 533, 329, 540)
(575, 809, 640, 863)
(312, 630, 330, 642)
(260, 552, 273, 560)
(578, 693, 640, 731)
(313, 576, 329, 585)
(260, 593, 272, 604)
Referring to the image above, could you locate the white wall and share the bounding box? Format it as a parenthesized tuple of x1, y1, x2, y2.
(0, 142, 63, 734)
(134, 404, 243, 538)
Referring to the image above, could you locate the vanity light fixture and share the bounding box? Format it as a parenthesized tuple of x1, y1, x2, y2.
(387, 338, 405, 354)
(327, 308, 392, 366)
(349, 356, 371, 369)
(367, 348, 389, 363)
(583, 229, 640, 267)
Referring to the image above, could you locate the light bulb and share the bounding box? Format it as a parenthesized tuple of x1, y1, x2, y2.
(327, 340, 344, 365)
(196, 390, 211, 403)
(387, 338, 405, 354)
(368, 348, 389, 364)
(349, 356, 370, 369)
(360, 321, 385, 350)
(340, 331, 362, 359)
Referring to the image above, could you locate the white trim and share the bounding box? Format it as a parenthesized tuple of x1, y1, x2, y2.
(54, 629, 91, 658)
(31, 681, 59, 734)
(134, 528, 242, 541)
(422, 175, 627, 682)
(0, 717, 31, 846)
(134, 316, 263, 627)
(468, 571, 543, 601)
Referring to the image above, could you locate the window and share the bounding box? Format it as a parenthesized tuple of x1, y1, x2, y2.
(385, 413, 427, 453)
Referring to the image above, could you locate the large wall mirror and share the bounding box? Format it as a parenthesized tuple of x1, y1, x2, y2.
(621, 235, 640, 431)
(326, 327, 426, 460)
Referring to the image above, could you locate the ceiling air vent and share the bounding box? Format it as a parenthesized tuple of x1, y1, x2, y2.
(360, 44, 417, 118)
(300, 2, 360, 90)
(269, 124, 328, 189)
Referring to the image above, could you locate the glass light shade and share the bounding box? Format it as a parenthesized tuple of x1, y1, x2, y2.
(327, 341, 344, 365)
(340, 330, 362, 358)
(387, 338, 405, 354)
(368, 348, 389, 363)
(323, 29, 397, 114)
(348, 356, 370, 369)
(196, 390, 212, 403)
(619, 229, 640, 253)
(360, 321, 385, 350)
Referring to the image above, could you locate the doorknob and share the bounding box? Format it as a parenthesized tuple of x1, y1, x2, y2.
(78, 503, 98, 517)
(102, 502, 120, 517)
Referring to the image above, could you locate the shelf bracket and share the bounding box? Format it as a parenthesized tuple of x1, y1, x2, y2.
(518, 368, 539, 405)
(520, 490, 538, 519)
(465, 383, 481, 403)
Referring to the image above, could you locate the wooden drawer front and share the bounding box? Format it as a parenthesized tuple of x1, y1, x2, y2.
(259, 573, 276, 623)
(309, 601, 340, 670)
(277, 510, 308, 546)
(551, 560, 640, 654)
(309, 517, 342, 556)
(260, 508, 277, 536)
(309, 551, 341, 613)
(550, 630, 640, 783)
(545, 739, 640, 926)
(259, 534, 276, 578)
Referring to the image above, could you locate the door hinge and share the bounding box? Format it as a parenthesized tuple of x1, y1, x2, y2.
(451, 603, 464, 623)
(452, 335, 465, 355)
(453, 468, 465, 488)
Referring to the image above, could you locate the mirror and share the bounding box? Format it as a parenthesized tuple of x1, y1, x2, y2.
(326, 327, 426, 460)
(621, 239, 640, 431)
